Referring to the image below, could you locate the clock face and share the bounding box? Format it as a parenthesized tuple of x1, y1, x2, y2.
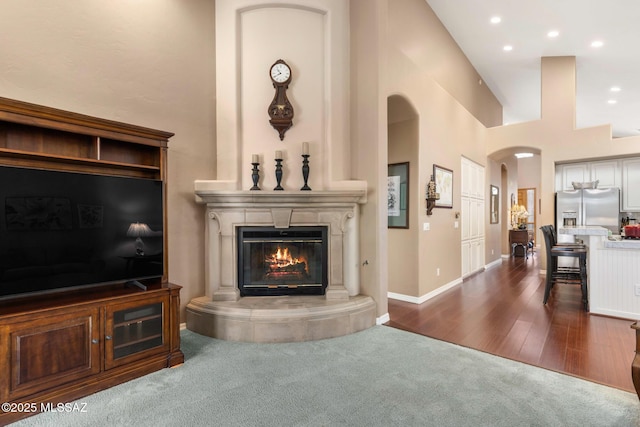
(270, 62, 291, 83)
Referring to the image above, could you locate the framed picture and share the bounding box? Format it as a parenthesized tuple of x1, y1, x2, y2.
(433, 164, 453, 208)
(388, 162, 409, 228)
(490, 185, 499, 224)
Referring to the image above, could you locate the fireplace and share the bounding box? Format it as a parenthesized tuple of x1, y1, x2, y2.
(187, 188, 376, 342)
(237, 226, 328, 296)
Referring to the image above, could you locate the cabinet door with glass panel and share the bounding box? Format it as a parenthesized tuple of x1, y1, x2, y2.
(104, 295, 170, 369)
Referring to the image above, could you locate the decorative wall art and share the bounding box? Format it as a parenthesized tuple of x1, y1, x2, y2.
(387, 162, 409, 228)
(433, 164, 453, 208)
(490, 185, 499, 224)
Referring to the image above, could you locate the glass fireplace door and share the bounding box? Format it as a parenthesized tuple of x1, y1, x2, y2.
(237, 226, 328, 296)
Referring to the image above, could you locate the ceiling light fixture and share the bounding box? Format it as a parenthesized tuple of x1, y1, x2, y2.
(514, 152, 534, 159)
(608, 99, 617, 104)
(547, 30, 559, 38)
(503, 45, 513, 51)
(591, 40, 604, 48)
(490, 16, 501, 24)
(610, 86, 621, 92)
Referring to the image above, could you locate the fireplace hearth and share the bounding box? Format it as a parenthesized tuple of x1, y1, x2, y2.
(238, 226, 328, 296)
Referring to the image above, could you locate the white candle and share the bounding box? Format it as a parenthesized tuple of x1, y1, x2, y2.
(275, 150, 282, 159)
(302, 142, 309, 155)
(252, 154, 259, 163)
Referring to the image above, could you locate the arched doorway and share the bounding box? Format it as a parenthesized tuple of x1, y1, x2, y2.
(387, 95, 419, 298)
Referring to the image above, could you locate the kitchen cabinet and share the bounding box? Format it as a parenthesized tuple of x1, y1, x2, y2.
(622, 158, 640, 211)
(590, 160, 619, 188)
(556, 160, 619, 191)
(560, 163, 589, 190)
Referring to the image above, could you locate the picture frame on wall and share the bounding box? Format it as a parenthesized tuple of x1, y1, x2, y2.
(387, 162, 409, 228)
(490, 185, 499, 224)
(433, 164, 453, 208)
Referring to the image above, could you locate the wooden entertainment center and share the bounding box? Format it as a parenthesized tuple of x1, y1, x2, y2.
(0, 97, 183, 425)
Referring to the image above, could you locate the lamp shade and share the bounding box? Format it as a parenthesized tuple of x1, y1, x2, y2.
(127, 222, 152, 237)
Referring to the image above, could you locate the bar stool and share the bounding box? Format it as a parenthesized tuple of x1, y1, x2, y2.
(540, 225, 589, 311)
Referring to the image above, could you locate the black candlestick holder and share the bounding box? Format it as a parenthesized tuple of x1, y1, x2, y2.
(301, 154, 311, 190)
(250, 162, 260, 190)
(274, 158, 284, 190)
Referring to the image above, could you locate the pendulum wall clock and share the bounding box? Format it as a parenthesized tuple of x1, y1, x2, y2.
(268, 59, 294, 140)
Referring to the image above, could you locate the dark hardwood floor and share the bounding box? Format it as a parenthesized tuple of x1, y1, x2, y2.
(386, 251, 637, 393)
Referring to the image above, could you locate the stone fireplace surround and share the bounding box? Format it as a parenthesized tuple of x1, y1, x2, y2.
(186, 186, 376, 342)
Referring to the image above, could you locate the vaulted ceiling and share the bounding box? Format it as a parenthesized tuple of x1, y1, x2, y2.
(427, 0, 640, 138)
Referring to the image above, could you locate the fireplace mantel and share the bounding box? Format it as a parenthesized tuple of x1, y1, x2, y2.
(194, 188, 367, 206)
(187, 184, 376, 342)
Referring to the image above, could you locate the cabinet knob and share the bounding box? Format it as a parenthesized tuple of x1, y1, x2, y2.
(105, 335, 112, 340)
(91, 339, 99, 344)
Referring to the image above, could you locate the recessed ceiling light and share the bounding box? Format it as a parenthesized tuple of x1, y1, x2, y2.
(607, 99, 617, 104)
(591, 40, 604, 48)
(515, 153, 534, 159)
(503, 45, 513, 51)
(490, 16, 501, 24)
(610, 86, 621, 92)
(547, 30, 559, 38)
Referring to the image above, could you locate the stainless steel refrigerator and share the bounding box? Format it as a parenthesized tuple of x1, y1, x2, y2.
(555, 188, 620, 239)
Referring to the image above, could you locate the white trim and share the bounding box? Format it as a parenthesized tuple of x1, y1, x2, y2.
(388, 277, 464, 305)
(484, 258, 503, 270)
(590, 307, 637, 320)
(376, 313, 390, 325)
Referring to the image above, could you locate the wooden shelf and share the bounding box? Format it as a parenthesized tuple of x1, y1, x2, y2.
(0, 97, 172, 180)
(0, 147, 161, 171)
(113, 334, 163, 351)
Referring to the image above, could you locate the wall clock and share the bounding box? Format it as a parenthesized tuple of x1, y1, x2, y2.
(268, 59, 294, 140)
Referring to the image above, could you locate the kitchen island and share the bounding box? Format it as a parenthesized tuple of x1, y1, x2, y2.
(558, 226, 640, 319)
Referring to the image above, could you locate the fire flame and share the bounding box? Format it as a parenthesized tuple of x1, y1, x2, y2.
(266, 246, 307, 271)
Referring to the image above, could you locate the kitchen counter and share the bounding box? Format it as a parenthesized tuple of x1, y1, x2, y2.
(559, 225, 640, 248)
(557, 226, 608, 236)
(557, 226, 640, 319)
(603, 238, 640, 249)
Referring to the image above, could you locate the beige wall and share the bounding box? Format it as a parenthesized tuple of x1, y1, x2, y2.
(350, 0, 389, 315)
(387, 0, 502, 129)
(0, 0, 217, 317)
(214, 0, 352, 190)
(388, 111, 419, 296)
(383, 0, 502, 298)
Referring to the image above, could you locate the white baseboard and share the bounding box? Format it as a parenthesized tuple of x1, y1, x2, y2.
(388, 277, 463, 305)
(485, 258, 503, 270)
(376, 313, 390, 325)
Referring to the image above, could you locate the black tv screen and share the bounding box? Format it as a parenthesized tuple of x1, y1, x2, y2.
(0, 165, 164, 299)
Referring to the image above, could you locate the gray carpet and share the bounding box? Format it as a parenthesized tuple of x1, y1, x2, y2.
(11, 326, 640, 426)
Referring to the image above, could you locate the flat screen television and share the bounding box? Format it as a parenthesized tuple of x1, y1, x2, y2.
(0, 165, 164, 299)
